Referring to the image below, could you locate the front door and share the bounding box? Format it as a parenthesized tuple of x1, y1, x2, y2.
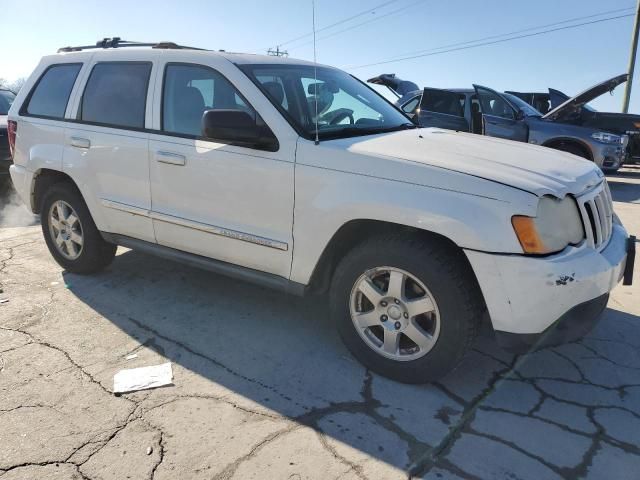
(473, 85, 528, 142)
(148, 62, 295, 278)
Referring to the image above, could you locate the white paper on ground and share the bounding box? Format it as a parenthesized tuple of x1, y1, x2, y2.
(113, 362, 173, 393)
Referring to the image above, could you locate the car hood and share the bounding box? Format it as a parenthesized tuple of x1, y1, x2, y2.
(367, 74, 420, 97)
(543, 74, 628, 121)
(342, 128, 604, 197)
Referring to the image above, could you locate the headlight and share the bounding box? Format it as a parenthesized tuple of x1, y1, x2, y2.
(591, 132, 623, 144)
(512, 196, 584, 254)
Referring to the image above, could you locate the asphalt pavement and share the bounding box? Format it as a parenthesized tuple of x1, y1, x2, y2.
(0, 166, 639, 480)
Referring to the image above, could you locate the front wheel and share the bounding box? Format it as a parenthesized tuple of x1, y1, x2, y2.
(330, 234, 483, 384)
(41, 183, 116, 274)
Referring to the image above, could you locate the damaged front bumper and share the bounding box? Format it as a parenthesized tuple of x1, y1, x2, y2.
(465, 223, 632, 352)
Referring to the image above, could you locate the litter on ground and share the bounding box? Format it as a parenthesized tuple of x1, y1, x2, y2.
(113, 362, 173, 394)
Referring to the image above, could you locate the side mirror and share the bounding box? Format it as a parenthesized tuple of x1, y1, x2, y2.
(515, 109, 525, 121)
(201, 109, 278, 151)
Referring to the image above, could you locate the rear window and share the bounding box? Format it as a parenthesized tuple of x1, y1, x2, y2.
(0, 90, 15, 115)
(25, 64, 82, 118)
(421, 90, 465, 117)
(80, 62, 151, 129)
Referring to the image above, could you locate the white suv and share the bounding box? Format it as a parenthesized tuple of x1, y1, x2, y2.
(8, 39, 634, 383)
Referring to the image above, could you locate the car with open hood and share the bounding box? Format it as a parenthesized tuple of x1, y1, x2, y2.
(507, 74, 640, 165)
(370, 74, 629, 172)
(7, 39, 634, 383)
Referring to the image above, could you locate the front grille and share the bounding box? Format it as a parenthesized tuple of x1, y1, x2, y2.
(577, 181, 613, 250)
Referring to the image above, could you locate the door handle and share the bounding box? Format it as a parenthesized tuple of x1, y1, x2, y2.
(156, 151, 186, 166)
(70, 137, 90, 149)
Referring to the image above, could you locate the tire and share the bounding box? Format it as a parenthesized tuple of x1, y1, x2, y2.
(330, 234, 483, 384)
(553, 143, 589, 160)
(41, 182, 116, 274)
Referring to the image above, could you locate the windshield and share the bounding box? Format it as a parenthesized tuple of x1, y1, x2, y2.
(0, 90, 15, 115)
(240, 64, 414, 140)
(502, 93, 542, 117)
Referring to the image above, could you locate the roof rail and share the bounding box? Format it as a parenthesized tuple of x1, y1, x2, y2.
(57, 37, 207, 53)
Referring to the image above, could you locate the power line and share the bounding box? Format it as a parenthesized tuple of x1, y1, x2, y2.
(378, 6, 635, 61)
(347, 12, 635, 70)
(289, 0, 426, 51)
(273, 0, 402, 48)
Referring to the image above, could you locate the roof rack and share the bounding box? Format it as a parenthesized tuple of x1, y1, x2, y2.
(57, 37, 208, 53)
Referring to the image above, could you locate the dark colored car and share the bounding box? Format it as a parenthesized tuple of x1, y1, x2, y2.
(0, 89, 16, 177)
(507, 74, 640, 164)
(369, 74, 628, 172)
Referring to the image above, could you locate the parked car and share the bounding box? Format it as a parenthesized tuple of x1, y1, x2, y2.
(0, 88, 16, 177)
(370, 75, 628, 173)
(507, 74, 640, 165)
(8, 39, 634, 383)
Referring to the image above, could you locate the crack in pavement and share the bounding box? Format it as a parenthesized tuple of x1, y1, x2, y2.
(2, 235, 640, 479)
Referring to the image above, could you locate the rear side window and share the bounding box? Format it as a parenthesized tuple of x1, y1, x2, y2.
(25, 64, 82, 118)
(421, 89, 465, 117)
(0, 90, 15, 115)
(80, 62, 151, 129)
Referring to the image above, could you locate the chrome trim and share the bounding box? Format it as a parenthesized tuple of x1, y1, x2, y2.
(101, 198, 288, 251)
(576, 181, 613, 251)
(150, 211, 289, 251)
(101, 199, 150, 217)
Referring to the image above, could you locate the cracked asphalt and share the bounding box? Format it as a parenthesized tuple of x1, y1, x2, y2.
(1, 166, 639, 480)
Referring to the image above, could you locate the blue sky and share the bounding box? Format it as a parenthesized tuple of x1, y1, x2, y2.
(1, 0, 638, 112)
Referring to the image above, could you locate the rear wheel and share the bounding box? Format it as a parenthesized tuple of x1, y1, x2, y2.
(41, 183, 116, 274)
(330, 234, 483, 384)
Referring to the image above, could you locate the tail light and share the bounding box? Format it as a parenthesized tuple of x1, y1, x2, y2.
(7, 120, 17, 159)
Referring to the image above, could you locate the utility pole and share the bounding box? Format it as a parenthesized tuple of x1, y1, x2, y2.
(267, 46, 289, 57)
(622, 0, 640, 113)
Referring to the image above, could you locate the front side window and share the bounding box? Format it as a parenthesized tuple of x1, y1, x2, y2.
(0, 90, 16, 115)
(162, 64, 251, 137)
(80, 62, 151, 129)
(241, 64, 414, 140)
(25, 64, 82, 118)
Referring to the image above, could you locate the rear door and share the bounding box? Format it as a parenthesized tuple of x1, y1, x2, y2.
(473, 85, 528, 142)
(418, 88, 469, 131)
(64, 55, 156, 242)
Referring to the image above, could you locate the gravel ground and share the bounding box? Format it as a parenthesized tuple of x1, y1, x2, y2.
(0, 166, 639, 480)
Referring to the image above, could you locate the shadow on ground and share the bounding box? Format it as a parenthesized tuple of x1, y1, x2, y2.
(57, 241, 640, 478)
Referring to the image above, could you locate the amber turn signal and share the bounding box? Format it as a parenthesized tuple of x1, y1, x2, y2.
(511, 216, 547, 254)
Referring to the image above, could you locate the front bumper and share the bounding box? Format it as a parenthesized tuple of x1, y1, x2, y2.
(594, 142, 626, 170)
(465, 223, 631, 343)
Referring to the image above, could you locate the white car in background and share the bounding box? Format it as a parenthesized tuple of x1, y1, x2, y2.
(7, 39, 635, 383)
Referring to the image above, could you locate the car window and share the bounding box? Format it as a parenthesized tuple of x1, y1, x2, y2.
(402, 96, 420, 114)
(80, 62, 151, 129)
(0, 90, 15, 115)
(25, 64, 82, 118)
(477, 89, 515, 120)
(502, 93, 542, 117)
(242, 65, 413, 140)
(421, 89, 465, 117)
(162, 64, 251, 137)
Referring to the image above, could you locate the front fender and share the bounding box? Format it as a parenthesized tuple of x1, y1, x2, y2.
(290, 161, 535, 285)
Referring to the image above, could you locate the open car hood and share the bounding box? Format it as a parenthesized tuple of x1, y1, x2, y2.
(367, 74, 420, 97)
(543, 74, 628, 121)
